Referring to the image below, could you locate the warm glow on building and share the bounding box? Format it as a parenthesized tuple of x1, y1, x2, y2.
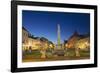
(22, 27, 50, 51)
(49, 44, 54, 49)
(28, 38, 41, 50)
(75, 37, 90, 50)
(64, 31, 90, 50)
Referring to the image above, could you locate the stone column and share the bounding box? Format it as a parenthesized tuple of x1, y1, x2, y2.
(57, 24, 61, 46)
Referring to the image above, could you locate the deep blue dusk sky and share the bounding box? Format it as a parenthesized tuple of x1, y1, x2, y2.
(22, 10, 90, 44)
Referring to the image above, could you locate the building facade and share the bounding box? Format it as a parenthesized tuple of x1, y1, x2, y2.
(64, 31, 90, 50)
(22, 27, 29, 51)
(22, 27, 54, 51)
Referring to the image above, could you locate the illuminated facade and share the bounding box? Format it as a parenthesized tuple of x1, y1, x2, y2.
(65, 31, 80, 49)
(22, 27, 29, 50)
(64, 31, 90, 50)
(75, 37, 90, 50)
(22, 27, 54, 51)
(28, 37, 42, 50)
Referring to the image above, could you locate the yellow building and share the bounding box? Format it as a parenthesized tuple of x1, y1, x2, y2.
(64, 31, 90, 50)
(75, 37, 90, 50)
(28, 37, 42, 50)
(22, 27, 29, 51)
(22, 27, 54, 51)
(41, 41, 49, 50)
(65, 31, 80, 49)
(22, 27, 43, 51)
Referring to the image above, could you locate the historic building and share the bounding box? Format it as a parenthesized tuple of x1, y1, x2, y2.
(65, 31, 80, 49)
(22, 27, 54, 51)
(75, 37, 90, 51)
(28, 37, 41, 50)
(22, 27, 29, 51)
(64, 31, 90, 50)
